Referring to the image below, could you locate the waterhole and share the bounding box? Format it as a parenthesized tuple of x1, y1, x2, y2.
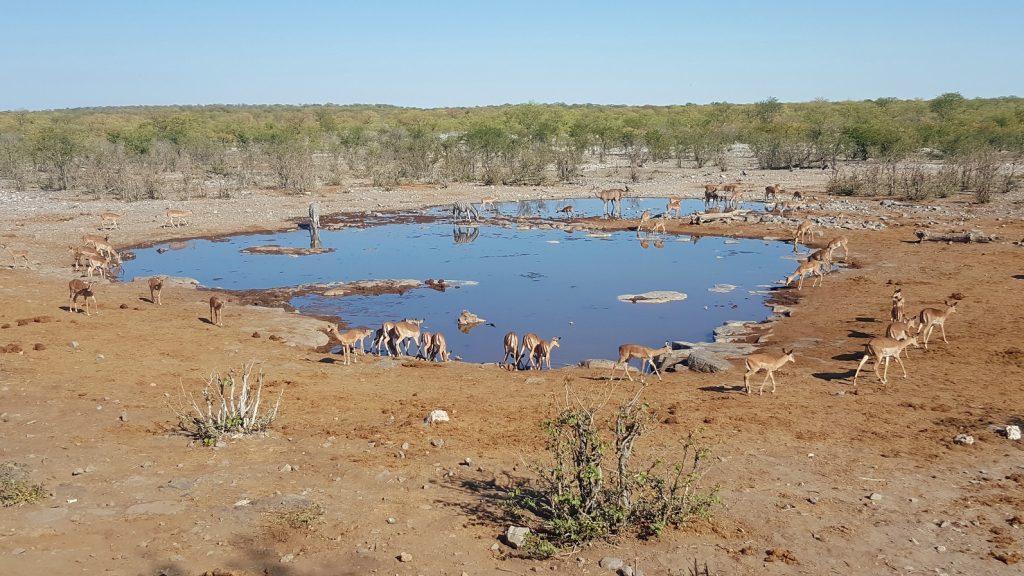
(122, 199, 795, 366)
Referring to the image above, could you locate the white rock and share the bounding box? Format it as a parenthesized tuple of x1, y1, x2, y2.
(505, 526, 530, 548)
(599, 557, 625, 570)
(953, 434, 974, 445)
(425, 410, 450, 424)
(1006, 426, 1021, 441)
(617, 290, 687, 304)
(708, 283, 737, 293)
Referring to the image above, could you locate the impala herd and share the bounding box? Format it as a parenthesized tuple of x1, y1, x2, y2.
(6, 188, 961, 396)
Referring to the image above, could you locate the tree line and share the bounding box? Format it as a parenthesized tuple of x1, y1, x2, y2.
(0, 93, 1021, 201)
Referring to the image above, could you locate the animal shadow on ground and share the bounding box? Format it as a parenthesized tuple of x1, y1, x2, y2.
(198, 317, 214, 325)
(1013, 275, 1024, 280)
(848, 330, 874, 339)
(699, 384, 746, 394)
(832, 352, 863, 361)
(813, 369, 857, 382)
(439, 477, 531, 529)
(138, 296, 156, 304)
(854, 316, 878, 323)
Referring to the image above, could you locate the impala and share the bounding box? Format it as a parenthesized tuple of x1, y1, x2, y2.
(743, 348, 796, 395)
(853, 336, 919, 385)
(610, 342, 672, 383)
(916, 300, 958, 348)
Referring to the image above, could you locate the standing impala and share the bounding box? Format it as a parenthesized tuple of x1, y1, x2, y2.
(520, 333, 542, 369)
(502, 331, 520, 369)
(530, 337, 561, 370)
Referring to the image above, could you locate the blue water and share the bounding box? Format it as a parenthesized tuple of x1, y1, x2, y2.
(121, 201, 794, 367)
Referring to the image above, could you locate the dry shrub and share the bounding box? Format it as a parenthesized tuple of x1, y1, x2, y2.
(170, 361, 285, 445)
(0, 462, 48, 507)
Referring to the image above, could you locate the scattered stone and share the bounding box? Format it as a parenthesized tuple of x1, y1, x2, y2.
(252, 331, 261, 338)
(69, 341, 79, 350)
(525, 376, 545, 384)
(686, 349, 732, 373)
(214, 440, 227, 449)
(165, 478, 193, 491)
(1005, 426, 1021, 441)
(807, 496, 819, 504)
(119, 410, 128, 422)
(599, 557, 624, 571)
(430, 438, 444, 448)
(764, 548, 800, 564)
(425, 409, 450, 424)
(953, 434, 975, 445)
(505, 526, 530, 549)
(233, 499, 251, 507)
(280, 553, 295, 563)
(386, 517, 397, 524)
(71, 468, 85, 476)
(32, 343, 45, 351)
(935, 545, 947, 553)
(868, 492, 883, 501)
(462, 457, 473, 466)
(12, 548, 26, 555)
(398, 552, 413, 562)
(401, 442, 410, 451)
(939, 520, 951, 528)
(280, 464, 294, 472)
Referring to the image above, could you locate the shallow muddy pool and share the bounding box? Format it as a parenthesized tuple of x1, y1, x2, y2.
(122, 203, 795, 367)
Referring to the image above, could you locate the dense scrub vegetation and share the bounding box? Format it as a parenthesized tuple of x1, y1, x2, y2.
(0, 93, 1021, 201)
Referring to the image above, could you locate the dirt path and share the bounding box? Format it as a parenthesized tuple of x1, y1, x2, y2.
(1, 164, 1023, 576)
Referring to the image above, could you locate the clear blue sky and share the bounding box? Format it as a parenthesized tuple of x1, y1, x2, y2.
(1, 0, 1020, 110)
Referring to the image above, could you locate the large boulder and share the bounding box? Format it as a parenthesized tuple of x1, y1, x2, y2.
(686, 349, 733, 373)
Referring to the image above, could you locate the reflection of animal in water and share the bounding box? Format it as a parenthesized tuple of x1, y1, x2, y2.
(558, 205, 574, 217)
(480, 196, 496, 210)
(452, 201, 479, 223)
(452, 226, 480, 244)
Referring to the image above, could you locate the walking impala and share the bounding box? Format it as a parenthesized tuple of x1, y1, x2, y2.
(853, 335, 919, 386)
(610, 342, 672, 383)
(743, 349, 796, 395)
(916, 300, 958, 348)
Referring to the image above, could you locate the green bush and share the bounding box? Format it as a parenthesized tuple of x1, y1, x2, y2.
(505, 381, 719, 551)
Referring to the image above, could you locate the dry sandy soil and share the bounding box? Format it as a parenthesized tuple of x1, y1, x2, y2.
(1, 158, 1023, 576)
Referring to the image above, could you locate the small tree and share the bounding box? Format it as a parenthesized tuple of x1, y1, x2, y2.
(31, 122, 85, 190)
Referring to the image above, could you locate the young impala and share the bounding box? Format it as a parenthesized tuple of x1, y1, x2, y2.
(743, 349, 796, 395)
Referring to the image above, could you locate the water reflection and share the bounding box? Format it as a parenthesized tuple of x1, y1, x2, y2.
(452, 226, 480, 244)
